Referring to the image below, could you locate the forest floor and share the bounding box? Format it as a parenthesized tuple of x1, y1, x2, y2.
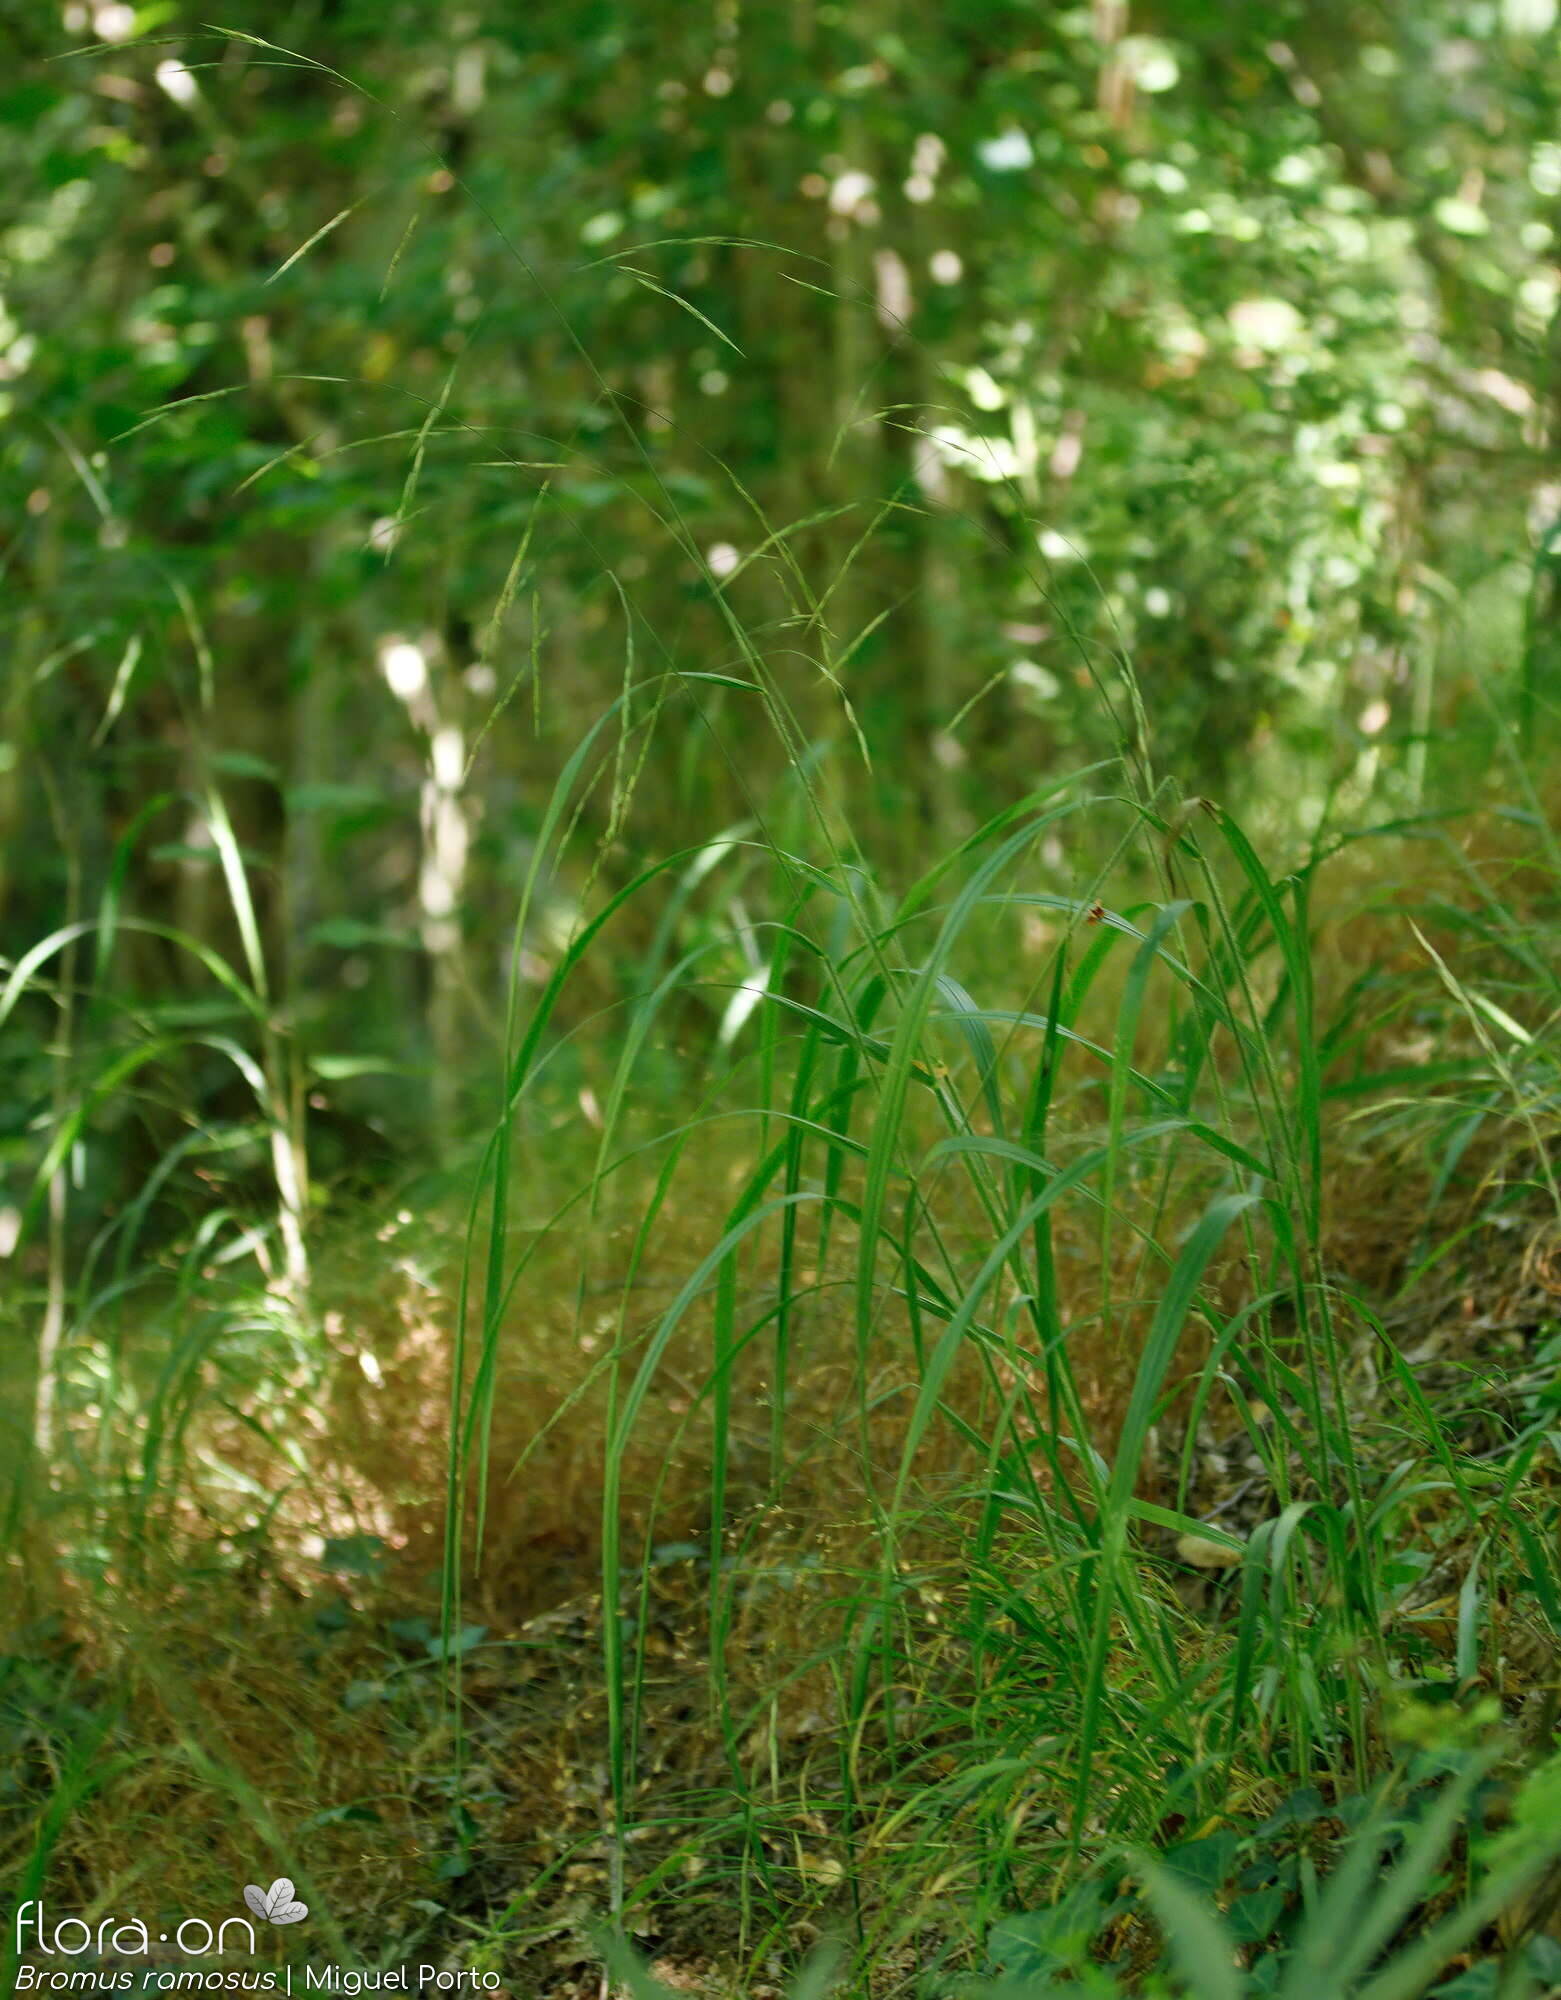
(10, 821, 1561, 1996)
(9, 1165, 1561, 1998)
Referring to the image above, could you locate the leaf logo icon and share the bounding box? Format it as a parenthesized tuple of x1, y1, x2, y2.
(243, 1878, 309, 1926)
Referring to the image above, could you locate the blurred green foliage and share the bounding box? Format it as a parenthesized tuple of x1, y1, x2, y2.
(3, 0, 1561, 1160)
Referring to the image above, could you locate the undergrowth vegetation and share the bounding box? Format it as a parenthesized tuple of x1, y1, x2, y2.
(9, 17, 1561, 2000)
(11, 626, 1561, 1995)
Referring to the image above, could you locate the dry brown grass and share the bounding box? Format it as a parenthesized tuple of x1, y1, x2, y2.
(12, 797, 1561, 1989)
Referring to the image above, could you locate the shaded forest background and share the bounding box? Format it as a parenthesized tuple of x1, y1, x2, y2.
(6, 0, 1561, 1175)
